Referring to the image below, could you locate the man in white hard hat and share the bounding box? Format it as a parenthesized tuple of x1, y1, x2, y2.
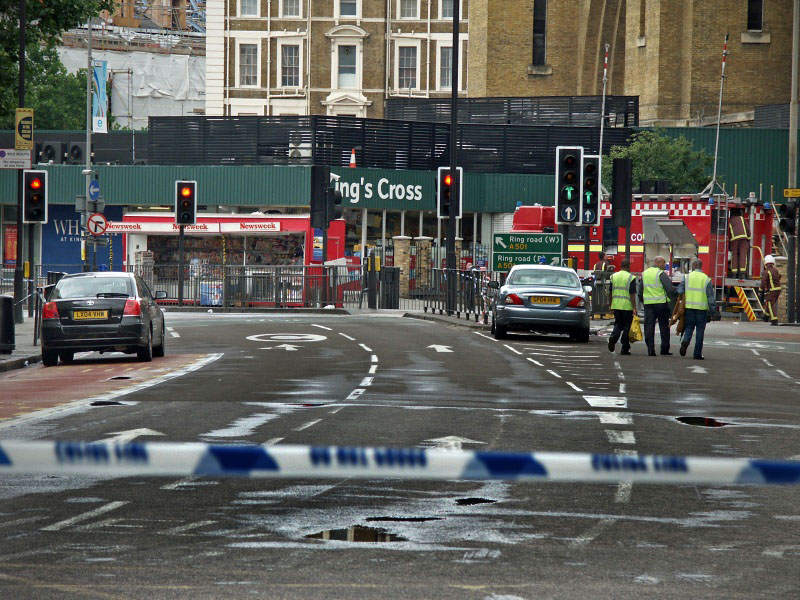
(760, 255, 782, 325)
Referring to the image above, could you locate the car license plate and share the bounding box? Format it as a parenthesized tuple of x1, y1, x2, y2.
(530, 296, 560, 305)
(73, 309, 109, 320)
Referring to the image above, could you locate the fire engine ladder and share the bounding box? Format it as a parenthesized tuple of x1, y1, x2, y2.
(712, 193, 730, 303)
(734, 285, 764, 321)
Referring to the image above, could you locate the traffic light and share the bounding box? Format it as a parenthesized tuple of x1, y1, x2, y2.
(23, 170, 48, 223)
(310, 165, 330, 229)
(326, 187, 343, 223)
(580, 155, 600, 225)
(779, 200, 797, 235)
(555, 146, 583, 224)
(437, 166, 463, 218)
(175, 180, 197, 225)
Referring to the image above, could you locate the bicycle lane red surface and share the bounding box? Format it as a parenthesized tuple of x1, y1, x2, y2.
(0, 354, 207, 421)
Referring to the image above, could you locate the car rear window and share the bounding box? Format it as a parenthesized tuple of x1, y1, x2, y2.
(508, 270, 580, 288)
(53, 277, 132, 299)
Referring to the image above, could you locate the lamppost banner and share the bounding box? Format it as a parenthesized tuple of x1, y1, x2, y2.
(92, 60, 108, 134)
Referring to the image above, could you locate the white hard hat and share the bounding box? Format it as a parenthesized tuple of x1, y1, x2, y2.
(764, 254, 775, 264)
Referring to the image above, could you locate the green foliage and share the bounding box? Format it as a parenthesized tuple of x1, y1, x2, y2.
(0, 0, 114, 126)
(602, 129, 714, 194)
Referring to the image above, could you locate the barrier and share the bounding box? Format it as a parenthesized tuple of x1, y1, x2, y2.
(1, 441, 799, 485)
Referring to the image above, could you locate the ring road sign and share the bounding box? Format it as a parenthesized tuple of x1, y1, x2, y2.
(87, 212, 108, 236)
(492, 232, 563, 272)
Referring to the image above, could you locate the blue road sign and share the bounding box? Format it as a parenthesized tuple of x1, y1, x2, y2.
(583, 209, 596, 224)
(88, 179, 100, 202)
(560, 206, 578, 222)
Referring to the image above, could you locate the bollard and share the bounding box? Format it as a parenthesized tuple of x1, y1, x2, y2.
(0, 295, 15, 354)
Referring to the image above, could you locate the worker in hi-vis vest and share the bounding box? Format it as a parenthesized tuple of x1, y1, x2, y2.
(728, 207, 751, 278)
(637, 255, 677, 356)
(677, 258, 716, 360)
(607, 258, 637, 355)
(760, 254, 782, 325)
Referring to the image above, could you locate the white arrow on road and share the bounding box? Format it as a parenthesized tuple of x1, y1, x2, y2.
(424, 436, 486, 451)
(261, 344, 301, 351)
(688, 365, 708, 374)
(427, 344, 453, 353)
(97, 428, 165, 444)
(495, 236, 507, 249)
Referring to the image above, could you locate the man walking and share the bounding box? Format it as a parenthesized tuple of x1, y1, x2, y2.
(678, 258, 716, 360)
(761, 254, 782, 326)
(638, 256, 677, 356)
(608, 258, 637, 356)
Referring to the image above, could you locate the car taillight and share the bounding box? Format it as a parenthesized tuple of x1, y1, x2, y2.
(567, 296, 585, 308)
(42, 302, 59, 319)
(505, 293, 525, 305)
(123, 299, 142, 316)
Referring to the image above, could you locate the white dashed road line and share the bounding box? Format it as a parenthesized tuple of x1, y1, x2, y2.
(167, 327, 180, 338)
(338, 333, 356, 341)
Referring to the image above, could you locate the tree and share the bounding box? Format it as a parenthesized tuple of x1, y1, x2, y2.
(602, 129, 714, 194)
(0, 0, 114, 127)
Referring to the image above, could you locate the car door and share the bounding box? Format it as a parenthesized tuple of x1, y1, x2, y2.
(135, 275, 161, 339)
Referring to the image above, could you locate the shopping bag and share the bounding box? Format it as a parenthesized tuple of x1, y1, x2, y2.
(629, 314, 643, 343)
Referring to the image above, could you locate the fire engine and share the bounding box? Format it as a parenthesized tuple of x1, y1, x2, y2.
(510, 194, 775, 315)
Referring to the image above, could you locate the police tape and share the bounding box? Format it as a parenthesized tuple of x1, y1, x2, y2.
(1, 440, 799, 485)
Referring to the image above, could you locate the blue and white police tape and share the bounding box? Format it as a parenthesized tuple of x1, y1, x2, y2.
(0, 440, 799, 485)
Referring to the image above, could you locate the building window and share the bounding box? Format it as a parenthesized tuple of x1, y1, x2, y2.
(747, 0, 763, 31)
(281, 44, 300, 87)
(239, 0, 258, 17)
(532, 0, 547, 66)
(338, 45, 357, 88)
(340, 0, 357, 17)
(239, 43, 258, 86)
(399, 0, 418, 19)
(439, 46, 452, 89)
(282, 0, 300, 17)
(442, 0, 454, 19)
(639, 0, 646, 37)
(398, 46, 417, 89)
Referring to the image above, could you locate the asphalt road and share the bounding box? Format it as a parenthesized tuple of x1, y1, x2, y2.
(0, 312, 799, 599)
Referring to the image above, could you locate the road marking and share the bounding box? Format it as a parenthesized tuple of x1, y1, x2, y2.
(566, 382, 583, 392)
(167, 326, 180, 338)
(688, 365, 708, 374)
(569, 518, 617, 547)
(360, 377, 374, 387)
(41, 501, 129, 532)
(247, 333, 326, 343)
(428, 344, 454, 353)
(527, 358, 544, 367)
(339, 333, 356, 341)
(424, 436, 486, 451)
(311, 324, 332, 330)
(751, 349, 760, 356)
(762, 359, 774, 367)
(346, 389, 365, 400)
(614, 361, 621, 369)
(263, 437, 284, 446)
(159, 520, 217, 535)
(606, 430, 636, 444)
(547, 369, 562, 379)
(776, 369, 791, 379)
(504, 344, 523, 355)
(369, 364, 378, 374)
(584, 396, 628, 408)
(371, 355, 378, 363)
(619, 383, 626, 394)
(96, 428, 164, 444)
(617, 371, 625, 380)
(359, 343, 372, 352)
(615, 481, 633, 503)
(295, 419, 321, 431)
(474, 332, 497, 341)
(598, 413, 633, 425)
(329, 407, 344, 414)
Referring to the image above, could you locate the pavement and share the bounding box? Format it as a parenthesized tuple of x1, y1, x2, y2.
(2, 307, 799, 375)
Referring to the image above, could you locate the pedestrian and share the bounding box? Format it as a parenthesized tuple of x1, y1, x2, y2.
(677, 258, 716, 360)
(607, 258, 637, 356)
(593, 251, 612, 273)
(638, 255, 677, 356)
(761, 254, 782, 326)
(728, 207, 751, 278)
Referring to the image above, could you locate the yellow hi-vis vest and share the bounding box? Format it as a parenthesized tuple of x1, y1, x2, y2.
(642, 267, 667, 304)
(685, 270, 711, 311)
(610, 270, 635, 310)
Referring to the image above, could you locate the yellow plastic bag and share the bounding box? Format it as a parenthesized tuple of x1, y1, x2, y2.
(629, 314, 643, 343)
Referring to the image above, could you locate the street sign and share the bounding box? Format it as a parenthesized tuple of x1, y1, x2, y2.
(491, 232, 563, 272)
(89, 179, 101, 201)
(87, 213, 108, 236)
(15, 108, 33, 150)
(86, 236, 109, 247)
(0, 148, 32, 169)
(783, 188, 800, 198)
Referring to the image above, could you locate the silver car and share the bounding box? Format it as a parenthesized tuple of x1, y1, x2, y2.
(488, 265, 591, 342)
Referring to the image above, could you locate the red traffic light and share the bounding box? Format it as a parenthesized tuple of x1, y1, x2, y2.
(563, 154, 577, 168)
(29, 178, 42, 190)
(180, 186, 193, 197)
(443, 174, 452, 186)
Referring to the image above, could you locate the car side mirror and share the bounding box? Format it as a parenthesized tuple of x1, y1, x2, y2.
(155, 291, 168, 300)
(487, 281, 500, 289)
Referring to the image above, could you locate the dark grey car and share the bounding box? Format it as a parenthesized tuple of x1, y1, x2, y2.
(489, 265, 591, 342)
(41, 272, 167, 366)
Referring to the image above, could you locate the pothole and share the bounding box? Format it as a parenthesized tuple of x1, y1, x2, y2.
(676, 416, 730, 427)
(456, 497, 498, 506)
(305, 525, 407, 543)
(365, 517, 442, 523)
(90, 401, 125, 407)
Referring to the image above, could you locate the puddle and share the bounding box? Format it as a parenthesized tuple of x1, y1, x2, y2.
(305, 525, 407, 543)
(90, 401, 125, 407)
(676, 416, 730, 428)
(365, 517, 442, 523)
(456, 497, 498, 506)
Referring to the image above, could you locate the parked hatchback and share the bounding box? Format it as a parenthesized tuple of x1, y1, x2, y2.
(488, 265, 591, 342)
(41, 272, 167, 366)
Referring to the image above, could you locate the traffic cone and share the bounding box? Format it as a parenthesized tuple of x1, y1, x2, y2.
(349, 148, 356, 168)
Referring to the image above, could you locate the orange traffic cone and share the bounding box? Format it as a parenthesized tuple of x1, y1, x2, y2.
(349, 148, 356, 168)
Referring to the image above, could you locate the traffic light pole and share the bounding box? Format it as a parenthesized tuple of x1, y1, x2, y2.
(178, 225, 185, 307)
(445, 0, 461, 316)
(13, 0, 26, 324)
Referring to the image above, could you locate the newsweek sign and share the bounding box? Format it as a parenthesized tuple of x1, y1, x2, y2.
(108, 221, 282, 234)
(220, 222, 280, 233)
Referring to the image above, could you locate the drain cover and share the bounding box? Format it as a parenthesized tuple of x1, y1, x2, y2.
(90, 401, 124, 407)
(676, 416, 729, 427)
(305, 525, 407, 543)
(109, 376, 132, 380)
(456, 498, 498, 506)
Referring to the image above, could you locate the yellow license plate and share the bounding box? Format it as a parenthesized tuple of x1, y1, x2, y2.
(73, 310, 109, 320)
(530, 296, 560, 305)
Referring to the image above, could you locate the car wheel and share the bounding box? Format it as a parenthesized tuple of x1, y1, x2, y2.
(570, 327, 590, 343)
(152, 322, 165, 358)
(42, 349, 59, 366)
(493, 323, 508, 339)
(59, 351, 75, 363)
(137, 327, 153, 362)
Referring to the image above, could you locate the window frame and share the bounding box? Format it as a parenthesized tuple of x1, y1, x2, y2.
(437, 44, 453, 90)
(238, 0, 259, 18)
(278, 40, 303, 89)
(532, 0, 547, 66)
(236, 40, 260, 88)
(336, 0, 360, 19)
(395, 42, 421, 91)
(439, 0, 462, 20)
(747, 0, 763, 31)
(397, 0, 420, 20)
(336, 44, 358, 89)
(279, 0, 302, 18)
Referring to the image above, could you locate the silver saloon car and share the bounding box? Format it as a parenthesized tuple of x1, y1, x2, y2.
(41, 272, 167, 366)
(489, 265, 591, 342)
